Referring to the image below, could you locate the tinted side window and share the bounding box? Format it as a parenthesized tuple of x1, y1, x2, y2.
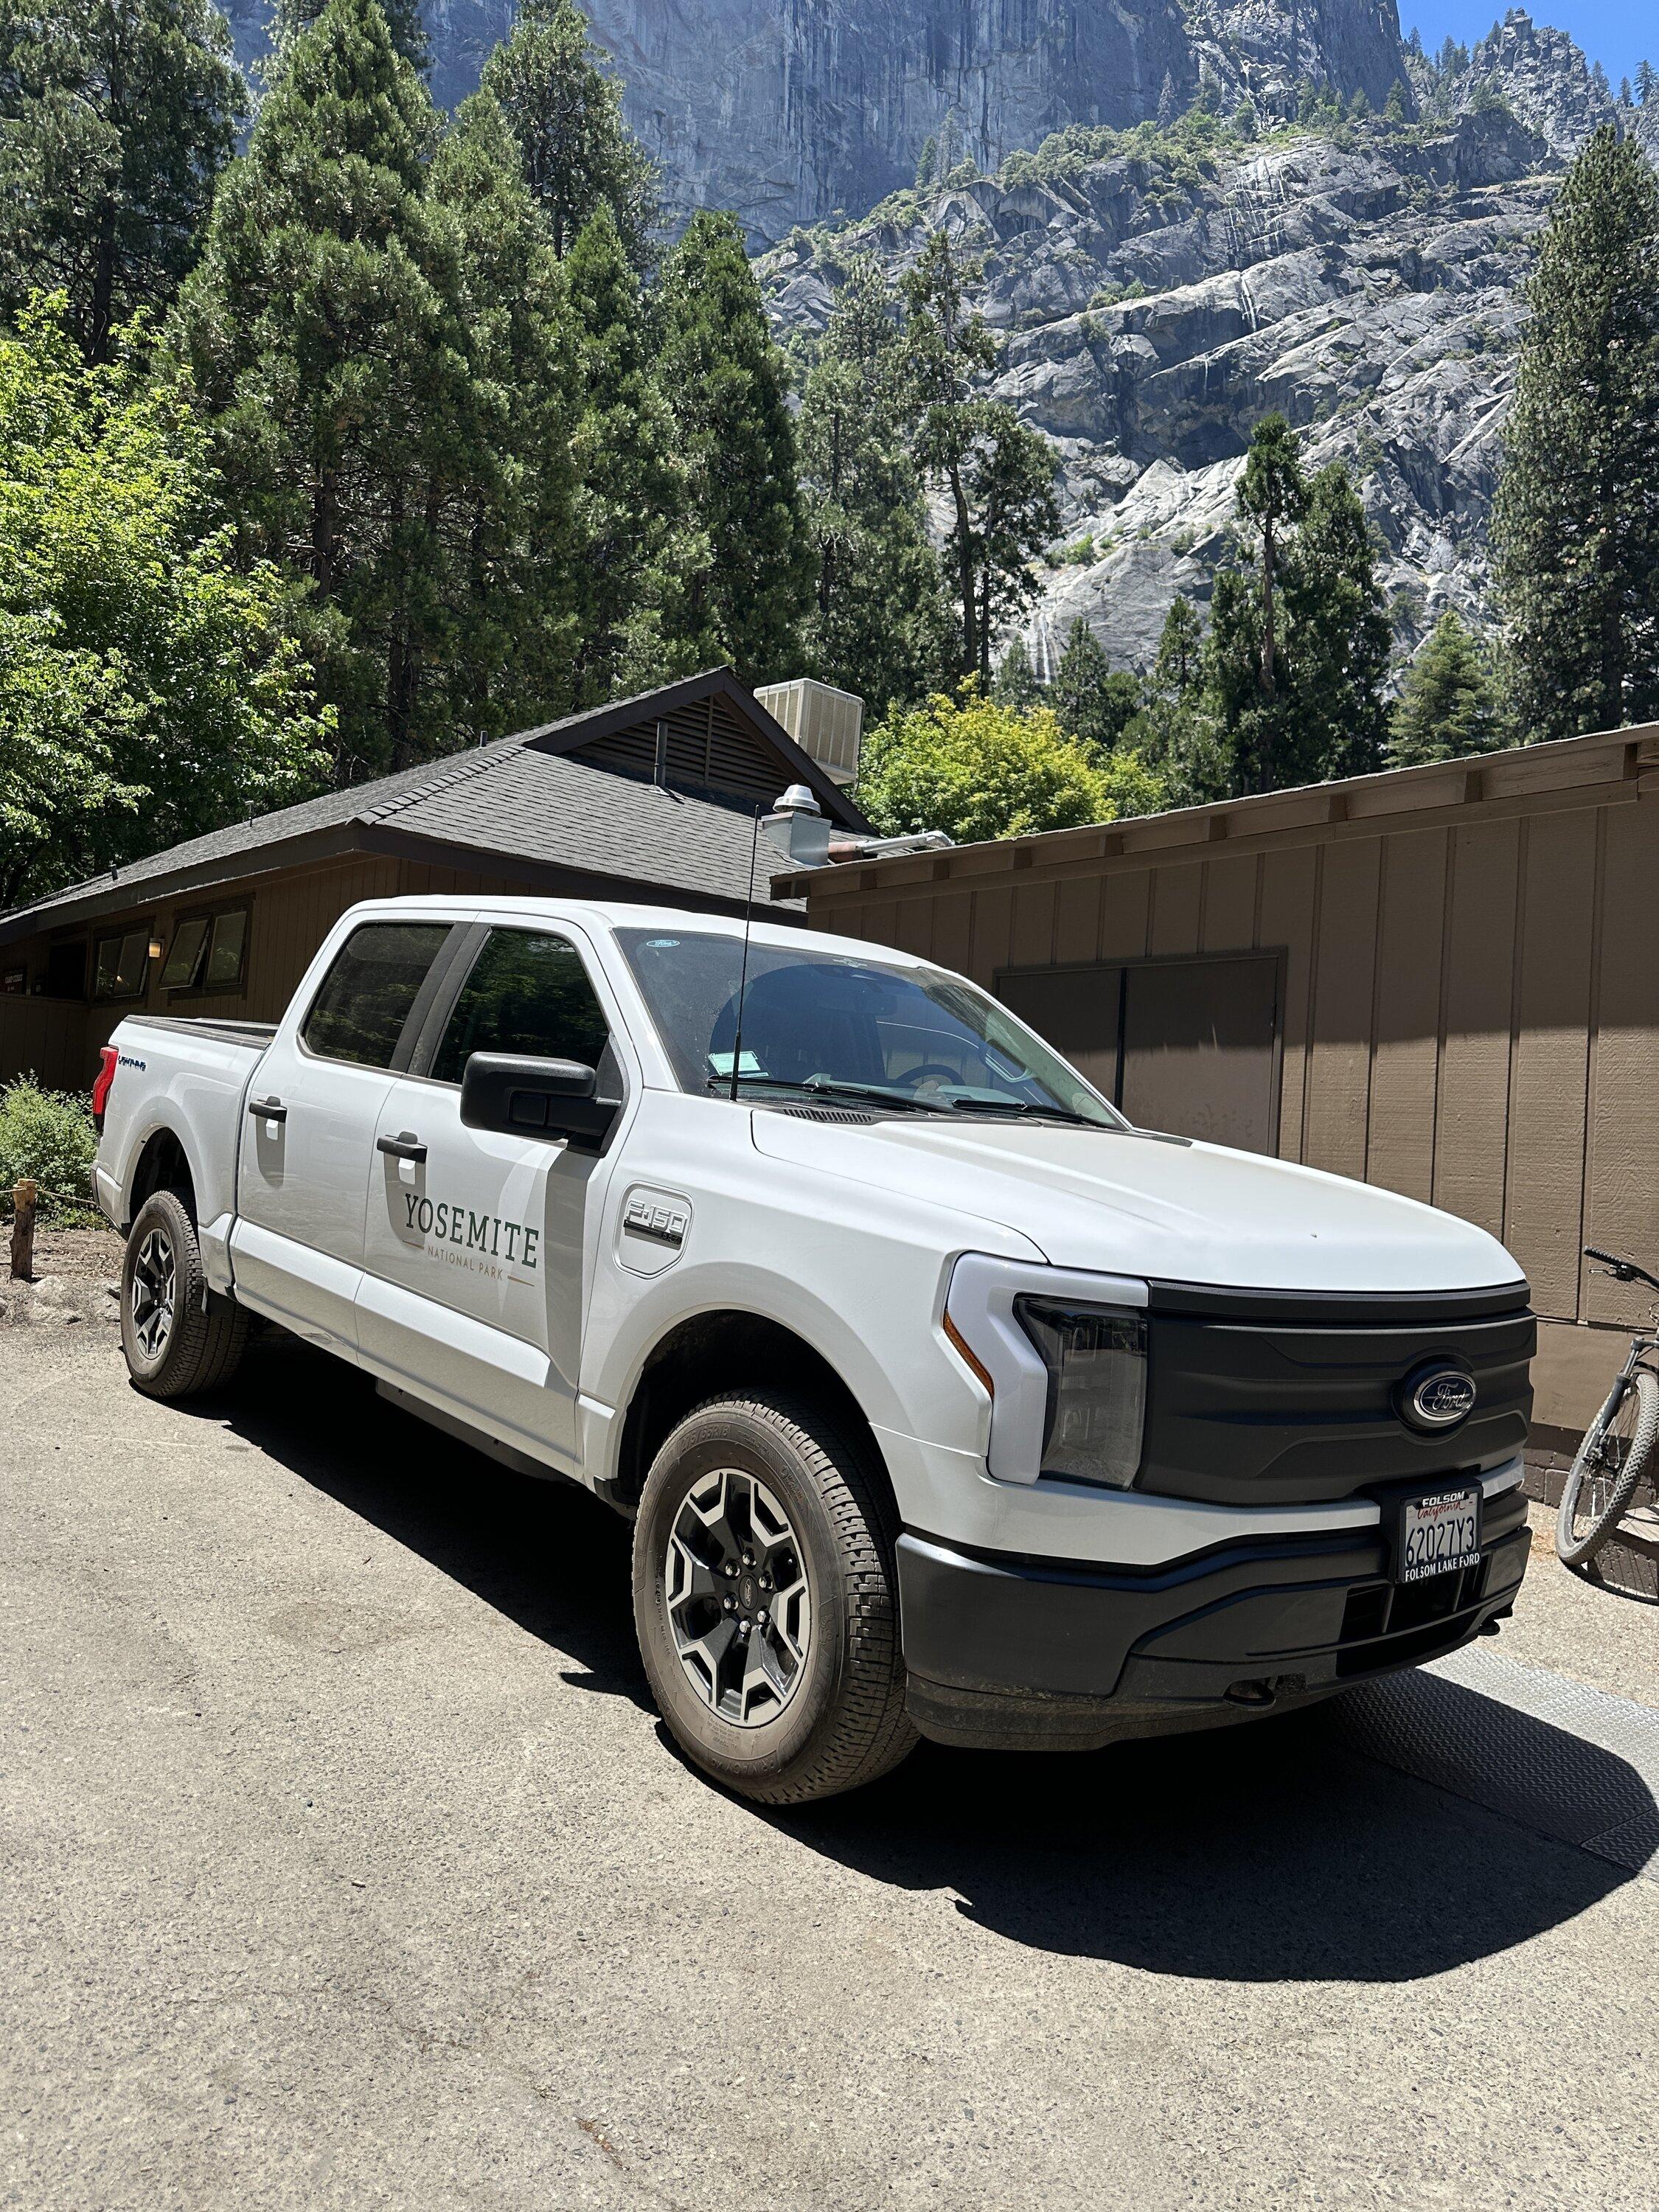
(431, 931, 610, 1085)
(303, 922, 451, 1068)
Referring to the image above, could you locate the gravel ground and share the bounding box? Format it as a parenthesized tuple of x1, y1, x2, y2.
(4, 1318, 1657, 2212)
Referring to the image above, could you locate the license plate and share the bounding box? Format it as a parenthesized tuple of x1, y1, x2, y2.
(1399, 1486, 1481, 1583)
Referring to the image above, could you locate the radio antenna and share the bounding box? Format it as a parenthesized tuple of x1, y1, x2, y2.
(728, 804, 762, 1104)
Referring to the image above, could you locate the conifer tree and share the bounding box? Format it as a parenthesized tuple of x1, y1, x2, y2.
(902, 230, 1059, 683)
(563, 204, 709, 700)
(1492, 125, 1659, 737)
(481, 0, 655, 262)
(178, 0, 574, 771)
(1283, 459, 1391, 778)
(1049, 619, 1142, 752)
(0, 0, 245, 362)
(1386, 609, 1500, 767)
(658, 209, 810, 685)
(274, 0, 426, 69)
(796, 255, 948, 712)
(991, 636, 1043, 707)
(1153, 594, 1203, 694)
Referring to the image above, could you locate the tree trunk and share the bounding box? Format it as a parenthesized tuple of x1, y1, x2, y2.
(948, 457, 976, 678)
(1260, 516, 1277, 695)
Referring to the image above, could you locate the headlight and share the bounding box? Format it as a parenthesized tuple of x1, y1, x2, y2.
(1013, 1296, 1146, 1488)
(942, 1253, 1150, 1487)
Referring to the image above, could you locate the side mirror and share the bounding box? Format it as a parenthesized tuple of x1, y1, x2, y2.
(459, 1053, 620, 1153)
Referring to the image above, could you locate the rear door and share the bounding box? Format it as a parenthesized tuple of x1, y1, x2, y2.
(231, 917, 465, 1350)
(355, 924, 625, 1470)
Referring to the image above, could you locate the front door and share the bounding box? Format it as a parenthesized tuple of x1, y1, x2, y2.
(355, 925, 622, 1472)
(232, 917, 460, 1349)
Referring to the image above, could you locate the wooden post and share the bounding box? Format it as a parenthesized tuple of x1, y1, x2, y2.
(10, 1178, 36, 1281)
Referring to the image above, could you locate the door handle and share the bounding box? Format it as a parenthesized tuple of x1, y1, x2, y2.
(377, 1133, 427, 1163)
(248, 1096, 287, 1123)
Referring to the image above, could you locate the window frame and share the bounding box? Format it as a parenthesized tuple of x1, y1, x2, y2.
(91, 922, 154, 1005)
(160, 900, 252, 998)
(411, 923, 616, 1089)
(299, 919, 470, 1074)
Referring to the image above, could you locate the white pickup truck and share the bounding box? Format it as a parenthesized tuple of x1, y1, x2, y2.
(94, 894, 1534, 1801)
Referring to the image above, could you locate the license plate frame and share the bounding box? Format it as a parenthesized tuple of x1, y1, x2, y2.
(1394, 1484, 1482, 1585)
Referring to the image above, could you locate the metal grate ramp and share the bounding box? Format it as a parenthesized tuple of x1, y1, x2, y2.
(1332, 1645, 1659, 1883)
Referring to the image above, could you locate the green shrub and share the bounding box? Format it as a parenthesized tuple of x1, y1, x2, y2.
(0, 1077, 98, 1215)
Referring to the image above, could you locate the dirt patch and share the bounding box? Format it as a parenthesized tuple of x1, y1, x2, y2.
(0, 1224, 124, 1329)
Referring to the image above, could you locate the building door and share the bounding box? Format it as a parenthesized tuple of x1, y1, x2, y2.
(998, 953, 1281, 1154)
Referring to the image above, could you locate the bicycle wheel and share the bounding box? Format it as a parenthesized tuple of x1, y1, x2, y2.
(1556, 1367, 1659, 1567)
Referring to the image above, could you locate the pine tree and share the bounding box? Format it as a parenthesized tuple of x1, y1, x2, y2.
(1282, 459, 1391, 779)
(178, 0, 572, 772)
(902, 231, 1058, 682)
(0, 0, 245, 363)
(1386, 609, 1499, 766)
(658, 209, 810, 685)
(914, 134, 939, 192)
(481, 0, 655, 262)
(1049, 619, 1142, 751)
(563, 204, 710, 700)
(1234, 412, 1307, 701)
(1153, 594, 1203, 694)
(274, 0, 426, 70)
(1638, 60, 1657, 107)
(1126, 594, 1232, 804)
(1384, 80, 1409, 124)
(1492, 125, 1659, 738)
(796, 256, 948, 712)
(991, 637, 1043, 707)
(1156, 71, 1177, 129)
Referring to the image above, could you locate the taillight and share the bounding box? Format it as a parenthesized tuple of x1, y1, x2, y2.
(92, 1045, 118, 1134)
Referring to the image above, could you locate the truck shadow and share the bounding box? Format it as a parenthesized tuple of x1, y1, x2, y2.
(198, 1337, 1646, 1984)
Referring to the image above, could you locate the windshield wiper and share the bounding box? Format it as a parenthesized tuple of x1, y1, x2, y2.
(945, 1095, 1102, 1127)
(704, 1073, 947, 1114)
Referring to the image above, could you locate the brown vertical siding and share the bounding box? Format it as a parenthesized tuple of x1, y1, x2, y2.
(791, 726, 1659, 1433)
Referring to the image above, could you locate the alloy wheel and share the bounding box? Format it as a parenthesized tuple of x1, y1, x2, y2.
(130, 1227, 175, 1360)
(664, 1467, 812, 1728)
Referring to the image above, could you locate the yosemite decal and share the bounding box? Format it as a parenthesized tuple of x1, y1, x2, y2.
(403, 1193, 540, 1273)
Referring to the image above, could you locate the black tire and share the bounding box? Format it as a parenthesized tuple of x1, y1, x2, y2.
(1557, 1367, 1659, 1567)
(632, 1393, 918, 1804)
(120, 1187, 248, 1401)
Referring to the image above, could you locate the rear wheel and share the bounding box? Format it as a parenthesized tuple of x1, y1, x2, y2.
(120, 1188, 247, 1401)
(1557, 1368, 1659, 1567)
(632, 1393, 917, 1804)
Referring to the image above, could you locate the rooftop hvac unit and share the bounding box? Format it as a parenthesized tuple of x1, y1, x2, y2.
(755, 678, 863, 787)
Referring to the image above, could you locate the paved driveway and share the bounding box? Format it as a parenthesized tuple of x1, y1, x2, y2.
(4, 1322, 1655, 2211)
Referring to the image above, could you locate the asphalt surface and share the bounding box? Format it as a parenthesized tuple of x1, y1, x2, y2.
(4, 1315, 1658, 2211)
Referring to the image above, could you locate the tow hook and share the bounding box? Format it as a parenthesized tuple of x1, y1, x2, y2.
(1225, 1678, 1278, 1708)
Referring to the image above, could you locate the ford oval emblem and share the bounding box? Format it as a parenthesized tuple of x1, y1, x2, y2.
(1399, 1362, 1478, 1432)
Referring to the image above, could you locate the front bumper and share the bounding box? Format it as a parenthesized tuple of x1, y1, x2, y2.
(897, 1481, 1530, 1750)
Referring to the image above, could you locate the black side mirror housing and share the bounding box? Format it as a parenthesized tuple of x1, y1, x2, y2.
(459, 1053, 620, 1153)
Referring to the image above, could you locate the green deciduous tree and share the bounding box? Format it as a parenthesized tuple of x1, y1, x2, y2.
(1387, 608, 1500, 766)
(481, 0, 655, 262)
(796, 254, 949, 712)
(658, 208, 811, 686)
(0, 0, 245, 363)
(0, 303, 329, 906)
(1492, 124, 1659, 738)
(855, 684, 1165, 844)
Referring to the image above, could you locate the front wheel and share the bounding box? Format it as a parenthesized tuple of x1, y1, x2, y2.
(1556, 1368, 1659, 1567)
(632, 1394, 918, 1804)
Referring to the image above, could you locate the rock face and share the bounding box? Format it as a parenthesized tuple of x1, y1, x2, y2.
(763, 106, 1561, 668)
(225, 0, 1408, 244)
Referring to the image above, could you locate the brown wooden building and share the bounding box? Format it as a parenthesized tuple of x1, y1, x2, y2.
(778, 722, 1659, 1443)
(0, 669, 863, 1092)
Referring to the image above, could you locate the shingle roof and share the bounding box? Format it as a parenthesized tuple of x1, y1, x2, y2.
(0, 678, 811, 942)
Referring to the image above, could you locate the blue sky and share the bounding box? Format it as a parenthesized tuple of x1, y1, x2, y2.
(1402, 4, 1652, 86)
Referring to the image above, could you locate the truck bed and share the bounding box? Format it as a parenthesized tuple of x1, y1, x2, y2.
(122, 1015, 278, 1051)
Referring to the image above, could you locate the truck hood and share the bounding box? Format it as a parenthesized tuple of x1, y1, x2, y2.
(749, 1112, 1522, 1295)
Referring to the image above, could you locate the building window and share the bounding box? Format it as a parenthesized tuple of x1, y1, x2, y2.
(92, 928, 151, 1003)
(44, 942, 86, 999)
(162, 906, 249, 995)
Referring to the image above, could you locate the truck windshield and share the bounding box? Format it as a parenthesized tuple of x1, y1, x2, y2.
(613, 928, 1124, 1126)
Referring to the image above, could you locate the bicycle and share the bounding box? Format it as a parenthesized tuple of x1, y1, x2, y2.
(1556, 1245, 1659, 1568)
